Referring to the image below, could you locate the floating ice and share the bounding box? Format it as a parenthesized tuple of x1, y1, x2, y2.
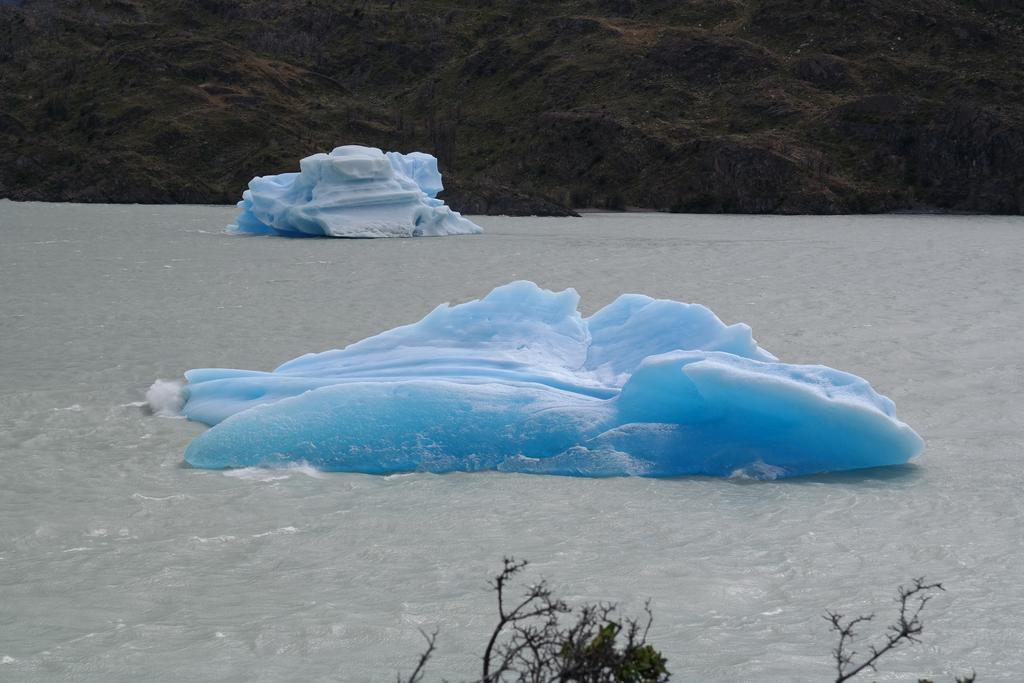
(144, 379, 184, 417)
(230, 145, 482, 238)
(167, 282, 923, 478)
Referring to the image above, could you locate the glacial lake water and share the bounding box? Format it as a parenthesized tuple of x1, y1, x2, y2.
(1, 200, 1022, 681)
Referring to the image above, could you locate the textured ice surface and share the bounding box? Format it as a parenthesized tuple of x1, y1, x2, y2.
(230, 145, 482, 238)
(172, 282, 923, 478)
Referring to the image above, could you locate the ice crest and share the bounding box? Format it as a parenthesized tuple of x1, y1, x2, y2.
(229, 145, 482, 238)
(169, 281, 923, 478)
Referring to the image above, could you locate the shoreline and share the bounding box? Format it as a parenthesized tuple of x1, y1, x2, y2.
(1, 196, 1015, 218)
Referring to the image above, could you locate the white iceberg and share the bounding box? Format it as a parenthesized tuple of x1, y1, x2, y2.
(164, 282, 923, 478)
(230, 145, 482, 238)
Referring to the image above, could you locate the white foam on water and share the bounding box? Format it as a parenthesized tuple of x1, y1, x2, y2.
(222, 468, 293, 482)
(252, 526, 298, 538)
(131, 493, 187, 502)
(222, 462, 325, 481)
(189, 535, 237, 544)
(144, 379, 185, 417)
(729, 460, 789, 481)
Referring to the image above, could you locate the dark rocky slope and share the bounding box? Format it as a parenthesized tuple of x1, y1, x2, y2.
(1, 0, 1022, 214)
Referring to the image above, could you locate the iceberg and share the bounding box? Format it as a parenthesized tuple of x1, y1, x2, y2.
(230, 145, 482, 238)
(168, 282, 923, 478)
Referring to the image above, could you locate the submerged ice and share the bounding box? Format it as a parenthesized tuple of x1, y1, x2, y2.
(231, 145, 482, 238)
(169, 282, 922, 478)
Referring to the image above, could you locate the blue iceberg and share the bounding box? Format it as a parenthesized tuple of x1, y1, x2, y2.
(230, 145, 482, 238)
(170, 282, 923, 478)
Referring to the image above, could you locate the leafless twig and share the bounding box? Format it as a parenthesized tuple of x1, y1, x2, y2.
(825, 577, 945, 682)
(396, 627, 438, 683)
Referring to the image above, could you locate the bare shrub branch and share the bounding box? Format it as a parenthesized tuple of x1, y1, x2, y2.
(826, 577, 945, 682)
(398, 557, 668, 682)
(396, 627, 438, 683)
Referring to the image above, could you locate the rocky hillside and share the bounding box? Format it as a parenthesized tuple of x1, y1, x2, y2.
(1, 0, 1022, 214)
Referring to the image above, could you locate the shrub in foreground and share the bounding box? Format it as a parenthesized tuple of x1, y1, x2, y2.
(397, 559, 974, 682)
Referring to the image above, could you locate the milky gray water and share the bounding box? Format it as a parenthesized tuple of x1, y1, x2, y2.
(1, 201, 1022, 681)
